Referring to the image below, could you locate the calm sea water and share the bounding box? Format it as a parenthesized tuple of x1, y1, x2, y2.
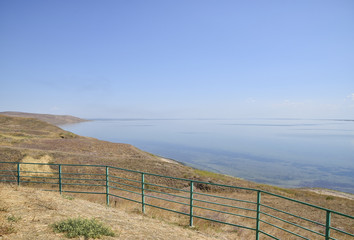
(61, 119, 354, 193)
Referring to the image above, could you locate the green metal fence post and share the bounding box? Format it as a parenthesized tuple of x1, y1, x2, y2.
(2, 161, 354, 239)
(190, 181, 194, 227)
(17, 162, 20, 185)
(256, 190, 261, 240)
(106, 166, 109, 206)
(58, 164, 62, 194)
(142, 173, 145, 214)
(325, 210, 331, 240)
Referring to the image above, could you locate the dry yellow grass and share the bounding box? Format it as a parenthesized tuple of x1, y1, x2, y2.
(3, 182, 351, 240)
(102, 185, 354, 239)
(0, 111, 88, 125)
(0, 185, 223, 240)
(0, 114, 353, 239)
(20, 155, 55, 179)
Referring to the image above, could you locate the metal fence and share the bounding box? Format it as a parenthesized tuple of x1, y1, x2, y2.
(0, 161, 353, 240)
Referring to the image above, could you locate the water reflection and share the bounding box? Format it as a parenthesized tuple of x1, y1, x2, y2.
(62, 118, 354, 193)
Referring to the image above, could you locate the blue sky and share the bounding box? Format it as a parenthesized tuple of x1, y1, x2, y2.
(1, 0, 353, 119)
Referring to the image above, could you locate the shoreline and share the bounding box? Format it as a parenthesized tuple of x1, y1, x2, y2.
(3, 112, 353, 198)
(303, 188, 354, 200)
(155, 154, 354, 199)
(155, 155, 186, 166)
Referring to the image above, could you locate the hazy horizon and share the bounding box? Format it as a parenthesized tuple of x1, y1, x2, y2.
(1, 1, 354, 119)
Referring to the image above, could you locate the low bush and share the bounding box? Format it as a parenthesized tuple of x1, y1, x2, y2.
(7, 215, 21, 223)
(51, 217, 115, 239)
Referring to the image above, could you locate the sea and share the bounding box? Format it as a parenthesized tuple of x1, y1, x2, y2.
(61, 118, 354, 194)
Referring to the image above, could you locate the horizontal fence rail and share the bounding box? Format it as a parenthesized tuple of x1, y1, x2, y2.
(0, 161, 353, 239)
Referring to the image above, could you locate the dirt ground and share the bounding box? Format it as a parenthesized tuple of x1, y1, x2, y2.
(0, 185, 224, 240)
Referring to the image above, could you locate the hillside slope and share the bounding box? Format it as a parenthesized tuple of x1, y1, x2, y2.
(0, 114, 353, 239)
(0, 114, 200, 183)
(0, 111, 88, 125)
(0, 185, 220, 240)
(1, 114, 354, 198)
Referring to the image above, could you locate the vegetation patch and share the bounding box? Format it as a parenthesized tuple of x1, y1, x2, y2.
(0, 214, 19, 236)
(193, 169, 229, 181)
(6, 215, 21, 223)
(326, 196, 335, 200)
(0, 223, 16, 235)
(51, 217, 115, 239)
(59, 132, 77, 139)
(62, 194, 75, 200)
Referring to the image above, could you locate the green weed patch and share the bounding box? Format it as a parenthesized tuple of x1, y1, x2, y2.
(51, 217, 115, 239)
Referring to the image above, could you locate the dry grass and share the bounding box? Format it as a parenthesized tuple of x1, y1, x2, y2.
(20, 155, 55, 180)
(103, 185, 354, 240)
(0, 185, 221, 240)
(4, 169, 351, 240)
(0, 111, 88, 125)
(0, 114, 353, 239)
(20, 182, 349, 240)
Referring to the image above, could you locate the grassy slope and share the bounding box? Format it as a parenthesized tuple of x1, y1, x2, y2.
(0, 185, 219, 240)
(0, 114, 353, 198)
(0, 114, 199, 183)
(0, 111, 88, 125)
(0, 114, 353, 239)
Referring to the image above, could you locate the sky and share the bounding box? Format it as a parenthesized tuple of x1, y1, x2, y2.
(1, 0, 354, 119)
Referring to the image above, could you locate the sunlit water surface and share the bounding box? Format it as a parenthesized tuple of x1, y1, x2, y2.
(61, 119, 354, 193)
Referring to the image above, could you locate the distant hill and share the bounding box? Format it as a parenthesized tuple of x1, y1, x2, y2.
(0, 114, 198, 186)
(0, 111, 88, 125)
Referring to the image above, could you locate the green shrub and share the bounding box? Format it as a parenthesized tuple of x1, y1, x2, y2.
(7, 215, 21, 223)
(62, 194, 74, 200)
(51, 217, 115, 239)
